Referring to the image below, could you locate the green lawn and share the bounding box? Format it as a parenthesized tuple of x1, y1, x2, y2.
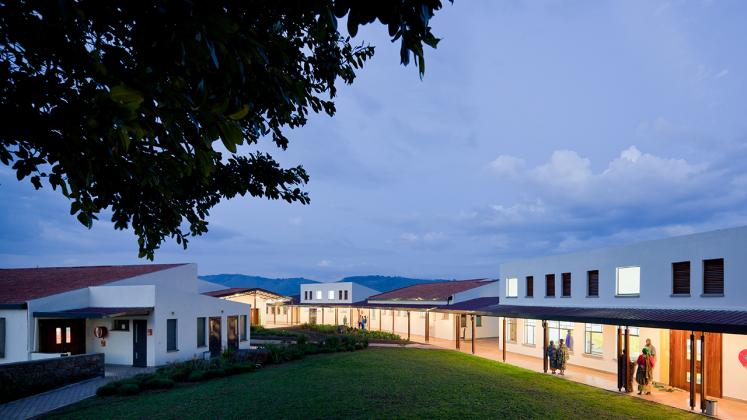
(49, 348, 700, 419)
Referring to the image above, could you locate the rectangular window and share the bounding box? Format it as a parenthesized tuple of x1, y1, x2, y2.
(476, 315, 482, 327)
(113, 320, 130, 331)
(197, 317, 206, 347)
(65, 327, 72, 344)
(344, 290, 349, 300)
(167, 319, 178, 351)
(328, 290, 335, 300)
(240, 315, 248, 341)
(548, 321, 575, 351)
(461, 315, 467, 328)
(339, 290, 343, 300)
(506, 277, 518, 297)
(627, 327, 640, 362)
(507, 318, 517, 342)
(316, 290, 322, 300)
(0, 317, 5, 358)
(587, 270, 599, 297)
(561, 272, 571, 297)
(55, 327, 62, 344)
(703, 258, 724, 295)
(371, 310, 376, 321)
(526, 276, 533, 297)
(686, 338, 702, 362)
(584, 324, 603, 356)
(672, 261, 690, 295)
(545, 274, 555, 297)
(616, 266, 640, 296)
(524, 320, 536, 345)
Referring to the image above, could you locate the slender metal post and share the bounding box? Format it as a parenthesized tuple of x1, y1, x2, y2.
(616, 326, 623, 391)
(700, 332, 707, 413)
(471, 315, 476, 354)
(274, 305, 277, 324)
(542, 320, 548, 373)
(379, 309, 382, 331)
(502, 317, 507, 362)
(407, 311, 411, 341)
(455, 314, 461, 349)
(335, 307, 338, 325)
(392, 310, 395, 333)
(624, 327, 630, 392)
(690, 331, 696, 410)
(425, 311, 430, 343)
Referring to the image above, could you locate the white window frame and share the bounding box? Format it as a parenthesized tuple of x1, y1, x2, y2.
(506, 277, 518, 298)
(616, 266, 640, 296)
(584, 323, 604, 356)
(328, 290, 335, 300)
(316, 290, 322, 300)
(524, 319, 536, 345)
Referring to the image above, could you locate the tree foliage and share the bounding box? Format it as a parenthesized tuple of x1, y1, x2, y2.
(0, 1, 448, 258)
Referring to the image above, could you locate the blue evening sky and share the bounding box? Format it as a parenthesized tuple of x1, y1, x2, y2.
(2, 0, 746, 280)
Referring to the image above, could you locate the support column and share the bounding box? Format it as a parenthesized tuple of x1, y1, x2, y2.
(407, 311, 411, 341)
(502, 317, 507, 362)
(321, 306, 325, 325)
(624, 327, 630, 392)
(616, 326, 623, 391)
(542, 320, 548, 373)
(274, 305, 277, 324)
(392, 310, 395, 333)
(335, 307, 338, 325)
(690, 331, 696, 410)
(425, 311, 430, 343)
(471, 315, 476, 354)
(455, 314, 461, 349)
(700, 332, 707, 413)
(379, 309, 382, 331)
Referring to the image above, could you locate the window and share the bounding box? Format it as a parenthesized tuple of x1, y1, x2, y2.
(476, 315, 482, 327)
(507, 318, 517, 342)
(339, 290, 343, 300)
(55, 327, 62, 344)
(627, 327, 640, 361)
(584, 324, 603, 356)
(65, 327, 72, 343)
(616, 266, 640, 296)
(587, 270, 599, 297)
(561, 273, 571, 297)
(703, 258, 724, 295)
(328, 290, 335, 300)
(442, 312, 449, 320)
(672, 261, 690, 295)
(240, 315, 248, 341)
(0, 317, 5, 358)
(196, 317, 206, 347)
(316, 290, 322, 300)
(548, 321, 575, 351)
(524, 320, 536, 345)
(167, 319, 178, 351)
(526, 276, 533, 297)
(371, 310, 376, 321)
(545, 274, 555, 297)
(506, 277, 518, 297)
(686, 338, 702, 362)
(113, 320, 129, 331)
(461, 315, 467, 328)
(344, 290, 349, 300)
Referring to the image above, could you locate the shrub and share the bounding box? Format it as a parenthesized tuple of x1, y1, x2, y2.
(96, 382, 119, 397)
(141, 377, 175, 390)
(117, 383, 141, 396)
(187, 370, 206, 382)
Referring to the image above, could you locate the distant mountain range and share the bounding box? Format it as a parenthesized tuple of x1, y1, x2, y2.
(199, 274, 443, 296)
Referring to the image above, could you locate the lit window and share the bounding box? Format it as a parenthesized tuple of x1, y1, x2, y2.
(316, 290, 322, 300)
(65, 327, 72, 344)
(240, 315, 248, 341)
(476, 315, 482, 327)
(524, 320, 536, 345)
(548, 321, 575, 351)
(507, 318, 517, 342)
(584, 324, 603, 356)
(55, 327, 62, 344)
(506, 277, 518, 297)
(616, 266, 640, 296)
(328, 290, 335, 300)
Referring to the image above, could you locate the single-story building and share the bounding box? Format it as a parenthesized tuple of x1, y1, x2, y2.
(0, 263, 251, 367)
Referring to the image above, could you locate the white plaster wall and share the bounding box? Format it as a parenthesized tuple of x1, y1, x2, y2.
(110, 264, 199, 294)
(300, 282, 353, 304)
(88, 285, 156, 307)
(86, 315, 152, 365)
(25, 288, 89, 355)
(0, 309, 29, 364)
(722, 333, 747, 401)
(153, 286, 251, 366)
(500, 226, 747, 310)
(452, 281, 500, 303)
(350, 283, 381, 302)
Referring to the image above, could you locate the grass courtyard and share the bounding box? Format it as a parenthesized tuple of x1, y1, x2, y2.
(50, 348, 699, 419)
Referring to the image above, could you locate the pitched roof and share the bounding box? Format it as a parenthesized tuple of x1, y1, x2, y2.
(0, 264, 185, 305)
(203, 287, 288, 299)
(368, 279, 496, 301)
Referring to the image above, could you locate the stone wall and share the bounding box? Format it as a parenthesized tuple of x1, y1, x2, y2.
(0, 353, 104, 403)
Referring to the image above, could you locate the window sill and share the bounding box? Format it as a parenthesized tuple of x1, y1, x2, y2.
(700, 293, 724, 297)
(614, 294, 640, 298)
(670, 294, 691, 297)
(505, 296, 518, 299)
(522, 343, 536, 348)
(582, 353, 604, 359)
(560, 296, 571, 298)
(196, 345, 207, 349)
(545, 296, 555, 298)
(525, 295, 533, 298)
(240, 339, 248, 342)
(585, 295, 599, 298)
(167, 349, 179, 353)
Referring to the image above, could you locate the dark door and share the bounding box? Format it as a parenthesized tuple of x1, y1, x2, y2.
(227, 316, 239, 350)
(669, 330, 722, 397)
(132, 320, 147, 367)
(309, 308, 317, 325)
(209, 317, 222, 357)
(250, 308, 260, 326)
(38, 319, 86, 354)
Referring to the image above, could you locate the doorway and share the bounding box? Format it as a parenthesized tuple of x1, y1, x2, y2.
(209, 316, 222, 357)
(250, 308, 260, 326)
(309, 308, 318, 325)
(227, 316, 239, 350)
(132, 320, 147, 367)
(38, 319, 86, 355)
(669, 330, 722, 397)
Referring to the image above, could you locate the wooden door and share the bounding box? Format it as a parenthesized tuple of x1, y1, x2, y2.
(669, 330, 722, 397)
(209, 317, 222, 357)
(227, 316, 239, 350)
(132, 320, 147, 367)
(309, 308, 317, 325)
(250, 308, 260, 326)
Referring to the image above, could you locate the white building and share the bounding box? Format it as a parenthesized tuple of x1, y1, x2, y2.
(0, 263, 251, 367)
(300, 282, 379, 305)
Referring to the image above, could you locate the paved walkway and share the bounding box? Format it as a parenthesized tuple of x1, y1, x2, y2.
(0, 365, 154, 420)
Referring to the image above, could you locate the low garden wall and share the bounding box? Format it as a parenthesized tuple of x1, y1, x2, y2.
(0, 353, 105, 403)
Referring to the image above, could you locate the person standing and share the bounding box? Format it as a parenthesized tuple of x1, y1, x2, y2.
(547, 340, 558, 374)
(362, 316, 367, 331)
(644, 338, 657, 360)
(636, 347, 655, 395)
(557, 338, 570, 376)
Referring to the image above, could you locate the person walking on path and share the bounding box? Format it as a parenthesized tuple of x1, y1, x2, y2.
(547, 340, 558, 374)
(636, 347, 655, 395)
(557, 339, 570, 376)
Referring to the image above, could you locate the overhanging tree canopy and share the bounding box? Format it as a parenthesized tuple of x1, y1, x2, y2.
(0, 1, 448, 258)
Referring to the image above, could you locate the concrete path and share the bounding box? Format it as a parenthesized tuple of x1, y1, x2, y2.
(0, 365, 155, 420)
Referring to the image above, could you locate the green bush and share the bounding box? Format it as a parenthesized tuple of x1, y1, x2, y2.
(95, 382, 119, 397)
(117, 383, 141, 396)
(141, 377, 175, 390)
(187, 370, 207, 382)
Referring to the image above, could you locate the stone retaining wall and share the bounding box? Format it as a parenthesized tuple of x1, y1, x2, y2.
(0, 353, 104, 403)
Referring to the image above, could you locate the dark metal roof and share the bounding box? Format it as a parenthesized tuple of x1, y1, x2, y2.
(34, 307, 152, 319)
(368, 279, 495, 301)
(203, 287, 288, 299)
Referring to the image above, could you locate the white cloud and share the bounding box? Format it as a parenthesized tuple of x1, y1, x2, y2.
(489, 155, 525, 177)
(714, 69, 729, 79)
(317, 259, 331, 267)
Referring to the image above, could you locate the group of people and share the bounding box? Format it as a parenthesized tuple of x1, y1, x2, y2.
(546, 339, 570, 375)
(357, 315, 368, 330)
(635, 339, 657, 395)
